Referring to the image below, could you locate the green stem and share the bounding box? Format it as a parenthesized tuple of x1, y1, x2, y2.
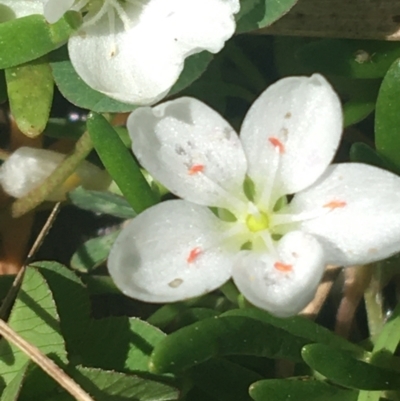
(11, 131, 93, 218)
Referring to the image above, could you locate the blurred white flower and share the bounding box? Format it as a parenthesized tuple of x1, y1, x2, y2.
(108, 74, 400, 317)
(0, 0, 240, 104)
(0, 147, 110, 201)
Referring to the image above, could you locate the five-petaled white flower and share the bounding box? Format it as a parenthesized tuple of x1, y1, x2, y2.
(0, 0, 239, 105)
(108, 74, 400, 317)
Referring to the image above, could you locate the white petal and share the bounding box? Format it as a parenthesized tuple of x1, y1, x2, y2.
(44, 0, 74, 23)
(0, 0, 46, 20)
(240, 74, 342, 203)
(287, 163, 400, 266)
(0, 147, 110, 201)
(68, 0, 239, 104)
(128, 97, 248, 211)
(108, 200, 238, 303)
(232, 231, 325, 317)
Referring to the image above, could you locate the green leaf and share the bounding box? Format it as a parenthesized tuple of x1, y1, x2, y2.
(0, 70, 6, 103)
(70, 230, 120, 273)
(68, 186, 136, 218)
(222, 308, 361, 353)
(87, 112, 158, 213)
(250, 378, 358, 401)
(191, 358, 262, 401)
(302, 344, 400, 390)
(47, 366, 179, 401)
(0, 268, 67, 385)
(349, 143, 390, 169)
(0, 13, 81, 69)
(168, 52, 213, 96)
(0, 362, 29, 401)
(150, 315, 311, 374)
(33, 261, 165, 372)
(297, 39, 400, 78)
(5, 58, 53, 137)
(375, 59, 400, 170)
(49, 47, 134, 113)
(236, 0, 298, 33)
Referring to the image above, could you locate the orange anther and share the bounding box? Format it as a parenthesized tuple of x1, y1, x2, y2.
(188, 164, 204, 175)
(274, 262, 293, 272)
(323, 200, 347, 209)
(187, 247, 202, 263)
(268, 137, 285, 153)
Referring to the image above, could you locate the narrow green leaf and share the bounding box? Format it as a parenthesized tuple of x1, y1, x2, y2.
(298, 39, 400, 78)
(222, 308, 361, 353)
(302, 344, 400, 390)
(350, 143, 390, 169)
(0, 268, 67, 385)
(47, 366, 179, 401)
(70, 230, 120, 273)
(49, 48, 134, 113)
(87, 112, 158, 213)
(68, 186, 136, 218)
(375, 59, 400, 170)
(150, 315, 310, 374)
(236, 0, 298, 33)
(250, 378, 358, 401)
(34, 261, 165, 372)
(0, 13, 81, 69)
(0, 362, 29, 401)
(6, 58, 53, 137)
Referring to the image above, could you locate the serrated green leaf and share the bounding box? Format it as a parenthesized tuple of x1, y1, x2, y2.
(0, 362, 29, 401)
(70, 230, 120, 273)
(302, 344, 400, 390)
(297, 39, 400, 79)
(375, 59, 400, 171)
(0, 268, 67, 385)
(222, 308, 361, 353)
(6, 58, 53, 137)
(250, 378, 358, 401)
(0, 13, 81, 69)
(33, 262, 165, 372)
(236, 0, 298, 33)
(87, 112, 158, 213)
(191, 358, 262, 401)
(46, 366, 179, 401)
(150, 315, 310, 374)
(49, 47, 134, 113)
(68, 187, 136, 218)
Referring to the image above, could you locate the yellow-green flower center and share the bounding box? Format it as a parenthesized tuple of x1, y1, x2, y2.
(246, 211, 269, 232)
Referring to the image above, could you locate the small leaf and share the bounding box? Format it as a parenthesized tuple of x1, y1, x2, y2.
(0, 13, 81, 69)
(87, 112, 158, 213)
(350, 143, 390, 169)
(6, 58, 53, 137)
(70, 230, 120, 273)
(375, 59, 400, 170)
(302, 344, 400, 390)
(250, 378, 358, 401)
(49, 47, 134, 113)
(150, 315, 310, 374)
(68, 186, 136, 218)
(48, 366, 179, 401)
(0, 362, 29, 401)
(0, 268, 67, 385)
(236, 0, 298, 33)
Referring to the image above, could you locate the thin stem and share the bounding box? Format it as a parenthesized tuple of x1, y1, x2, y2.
(11, 131, 93, 218)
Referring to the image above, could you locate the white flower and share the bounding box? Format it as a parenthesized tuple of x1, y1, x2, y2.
(0, 0, 239, 105)
(107, 74, 400, 317)
(0, 147, 110, 201)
